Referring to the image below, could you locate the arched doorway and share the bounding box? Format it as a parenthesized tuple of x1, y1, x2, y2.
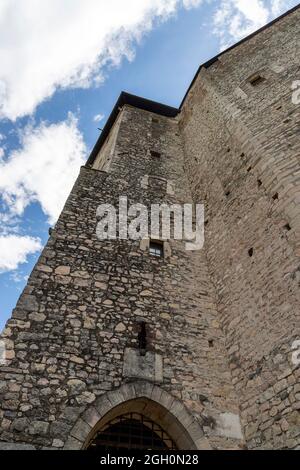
(87, 412, 177, 450)
(83, 396, 198, 450)
(64, 382, 209, 450)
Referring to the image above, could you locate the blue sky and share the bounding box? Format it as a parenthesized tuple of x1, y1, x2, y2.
(0, 0, 298, 331)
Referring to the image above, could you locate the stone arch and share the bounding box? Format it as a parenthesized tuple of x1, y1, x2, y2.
(64, 381, 210, 450)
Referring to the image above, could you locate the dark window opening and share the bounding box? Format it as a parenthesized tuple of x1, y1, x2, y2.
(249, 75, 266, 86)
(284, 223, 291, 231)
(257, 179, 262, 187)
(149, 240, 164, 257)
(208, 340, 214, 348)
(138, 321, 147, 355)
(150, 150, 161, 159)
(225, 190, 230, 197)
(87, 413, 177, 451)
(272, 193, 279, 200)
(248, 248, 254, 258)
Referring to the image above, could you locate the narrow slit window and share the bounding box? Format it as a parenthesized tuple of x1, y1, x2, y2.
(249, 74, 266, 87)
(149, 240, 164, 257)
(138, 322, 147, 355)
(150, 150, 161, 159)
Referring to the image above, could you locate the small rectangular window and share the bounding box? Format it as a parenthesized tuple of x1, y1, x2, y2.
(149, 240, 164, 257)
(150, 150, 161, 159)
(249, 74, 266, 86)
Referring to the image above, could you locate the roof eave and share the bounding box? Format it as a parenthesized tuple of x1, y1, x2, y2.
(86, 92, 179, 166)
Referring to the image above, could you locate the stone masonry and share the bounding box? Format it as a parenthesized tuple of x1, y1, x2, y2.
(180, 6, 300, 449)
(0, 5, 299, 450)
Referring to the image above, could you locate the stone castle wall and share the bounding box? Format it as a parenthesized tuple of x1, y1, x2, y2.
(180, 7, 300, 449)
(0, 105, 242, 449)
(0, 7, 299, 451)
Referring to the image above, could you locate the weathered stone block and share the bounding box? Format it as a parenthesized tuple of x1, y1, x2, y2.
(28, 421, 49, 436)
(0, 442, 36, 450)
(123, 348, 163, 383)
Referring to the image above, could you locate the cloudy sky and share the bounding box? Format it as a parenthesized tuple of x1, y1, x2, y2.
(0, 0, 298, 330)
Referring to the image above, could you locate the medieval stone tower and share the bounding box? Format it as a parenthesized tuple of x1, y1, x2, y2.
(0, 6, 299, 451)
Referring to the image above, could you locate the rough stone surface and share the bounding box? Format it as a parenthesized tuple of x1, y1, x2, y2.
(180, 6, 300, 450)
(0, 7, 299, 451)
(123, 348, 163, 382)
(0, 442, 36, 450)
(0, 104, 238, 450)
(216, 413, 243, 440)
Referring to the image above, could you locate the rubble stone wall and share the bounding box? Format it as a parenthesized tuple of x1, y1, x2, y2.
(0, 105, 241, 450)
(180, 7, 300, 449)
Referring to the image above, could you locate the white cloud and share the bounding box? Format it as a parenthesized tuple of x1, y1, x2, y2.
(0, 235, 42, 273)
(0, 114, 87, 224)
(213, 0, 269, 48)
(0, 212, 20, 237)
(183, 0, 203, 7)
(0, 0, 204, 121)
(10, 270, 27, 283)
(0, 0, 296, 121)
(93, 113, 105, 123)
(212, 0, 297, 50)
(270, 0, 296, 16)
